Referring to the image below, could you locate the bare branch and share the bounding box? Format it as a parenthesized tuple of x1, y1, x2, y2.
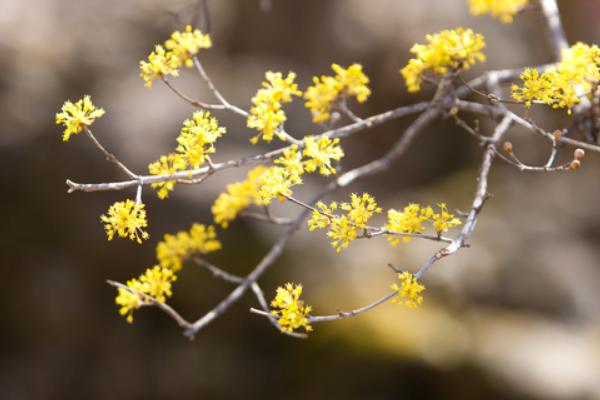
(84, 127, 138, 180)
(415, 114, 514, 279)
(65, 101, 432, 193)
(161, 76, 227, 111)
(192, 57, 249, 117)
(538, 0, 569, 60)
(193, 257, 244, 284)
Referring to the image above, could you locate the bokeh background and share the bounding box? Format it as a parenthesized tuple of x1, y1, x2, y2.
(2, 0, 600, 399)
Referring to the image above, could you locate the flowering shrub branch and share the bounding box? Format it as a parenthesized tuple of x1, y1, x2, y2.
(56, 0, 600, 339)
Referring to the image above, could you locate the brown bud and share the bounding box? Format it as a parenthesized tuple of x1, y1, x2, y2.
(574, 148, 585, 160)
(553, 130, 562, 141)
(503, 141, 513, 153)
(449, 106, 458, 116)
(569, 159, 581, 170)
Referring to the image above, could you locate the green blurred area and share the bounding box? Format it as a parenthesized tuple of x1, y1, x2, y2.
(2, 0, 600, 399)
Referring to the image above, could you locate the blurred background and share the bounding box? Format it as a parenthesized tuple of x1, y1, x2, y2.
(2, 0, 600, 399)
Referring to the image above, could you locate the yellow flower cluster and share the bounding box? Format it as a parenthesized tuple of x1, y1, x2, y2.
(139, 46, 180, 87)
(385, 203, 461, 246)
(115, 223, 220, 323)
(165, 25, 212, 68)
(302, 135, 344, 176)
(148, 153, 188, 199)
(401, 28, 486, 92)
(309, 200, 461, 251)
(270, 283, 312, 333)
(512, 43, 600, 112)
(177, 111, 227, 168)
(140, 25, 211, 87)
(341, 192, 383, 228)
(56, 95, 105, 141)
(148, 110, 226, 199)
(274, 145, 304, 184)
(115, 265, 176, 323)
(432, 203, 462, 233)
(258, 166, 299, 205)
(255, 135, 345, 205)
(304, 63, 371, 123)
(469, 0, 528, 23)
(156, 223, 222, 272)
(391, 272, 425, 309)
(247, 71, 302, 143)
(308, 193, 382, 252)
(100, 199, 149, 244)
(211, 166, 268, 228)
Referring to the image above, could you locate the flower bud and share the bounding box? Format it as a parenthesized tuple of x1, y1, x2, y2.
(574, 148, 585, 160)
(569, 159, 581, 170)
(553, 130, 562, 141)
(503, 141, 513, 153)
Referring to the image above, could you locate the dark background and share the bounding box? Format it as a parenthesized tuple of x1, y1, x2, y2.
(2, 0, 600, 399)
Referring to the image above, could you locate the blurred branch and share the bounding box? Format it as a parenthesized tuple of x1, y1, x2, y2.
(538, 0, 569, 60)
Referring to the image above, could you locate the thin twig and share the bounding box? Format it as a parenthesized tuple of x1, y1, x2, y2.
(84, 127, 138, 179)
(191, 57, 248, 117)
(106, 280, 191, 329)
(161, 76, 227, 111)
(193, 257, 244, 284)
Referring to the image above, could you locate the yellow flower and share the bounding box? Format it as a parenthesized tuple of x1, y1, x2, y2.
(139, 45, 180, 87)
(302, 135, 344, 176)
(271, 283, 312, 333)
(432, 203, 462, 233)
(469, 0, 528, 23)
(156, 231, 193, 272)
(176, 111, 226, 168)
(391, 272, 425, 309)
(511, 68, 556, 107)
(304, 75, 340, 123)
(274, 145, 304, 184)
(115, 279, 145, 323)
(114, 266, 177, 323)
(304, 63, 371, 123)
(100, 199, 149, 244)
(56, 95, 105, 142)
(400, 28, 486, 92)
(247, 71, 302, 143)
(512, 43, 600, 113)
(327, 215, 358, 252)
(148, 153, 188, 199)
(156, 223, 221, 272)
(332, 63, 371, 102)
(211, 166, 268, 228)
(188, 223, 222, 254)
(385, 203, 433, 246)
(257, 167, 299, 205)
(164, 25, 212, 68)
(340, 193, 382, 228)
(308, 201, 338, 231)
(138, 265, 176, 302)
